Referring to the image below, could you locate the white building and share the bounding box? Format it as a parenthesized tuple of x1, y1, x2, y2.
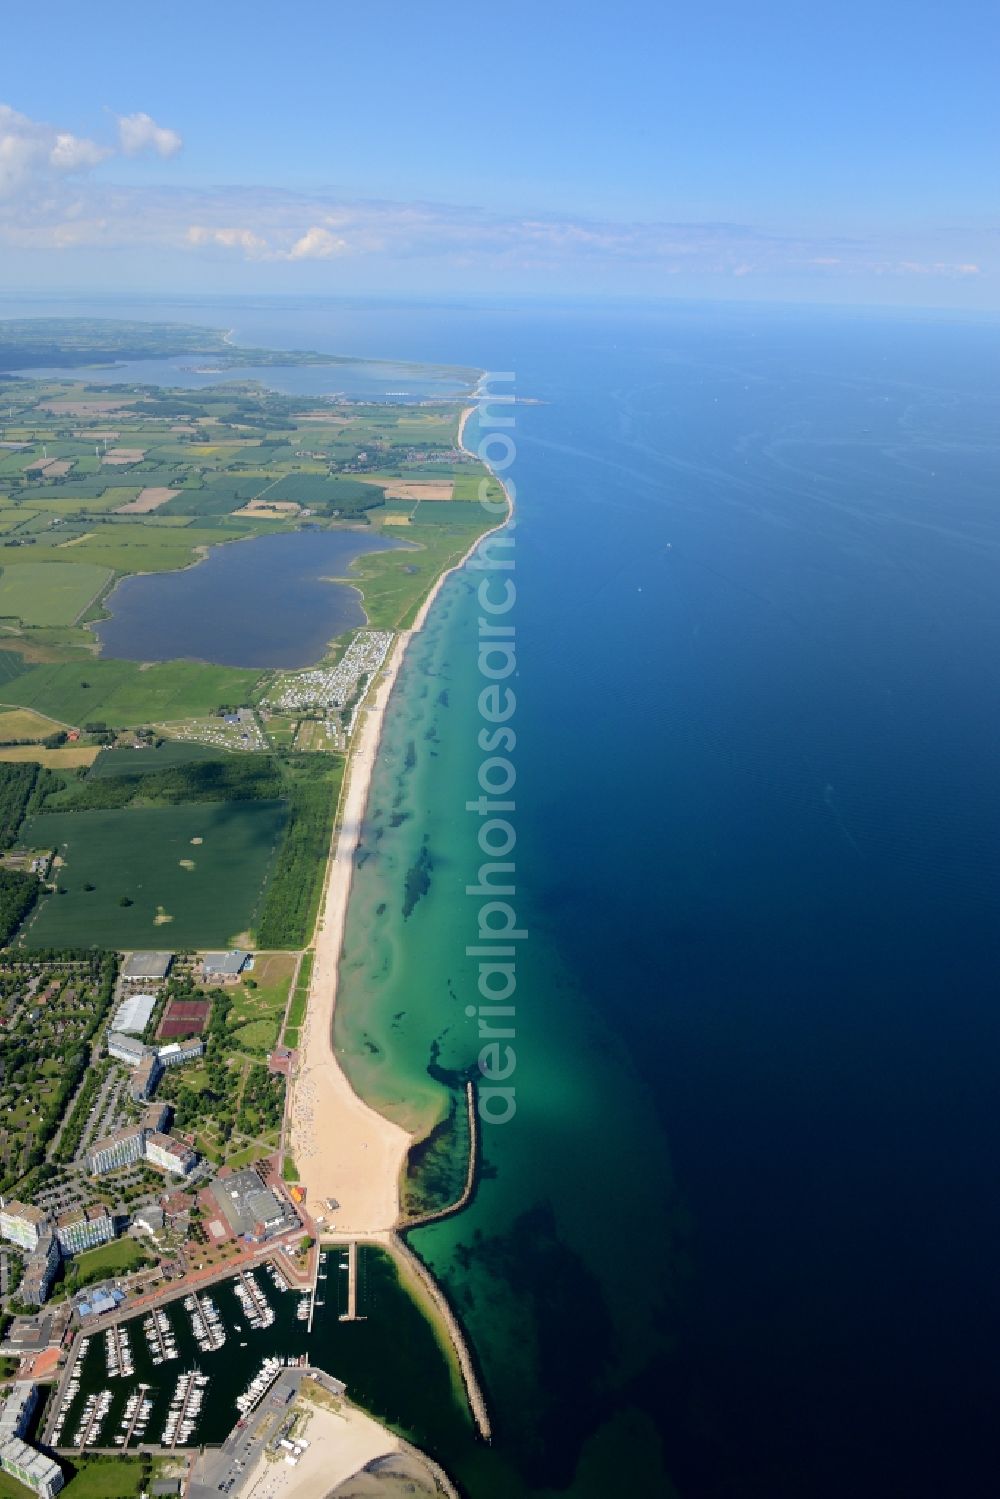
(0, 1200, 49, 1252)
(88, 1127, 145, 1177)
(19, 1233, 60, 1307)
(110, 992, 157, 1034)
(157, 1037, 205, 1067)
(0, 1383, 38, 1447)
(0, 1435, 63, 1496)
(107, 1032, 151, 1066)
(143, 1132, 196, 1176)
(55, 1206, 115, 1256)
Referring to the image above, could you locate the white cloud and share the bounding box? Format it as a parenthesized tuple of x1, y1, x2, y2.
(0, 113, 991, 292)
(0, 101, 181, 205)
(286, 225, 346, 260)
(49, 131, 110, 172)
(187, 224, 270, 258)
(117, 111, 182, 159)
(0, 103, 111, 199)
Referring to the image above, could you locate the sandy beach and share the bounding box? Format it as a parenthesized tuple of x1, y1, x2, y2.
(239, 1398, 398, 1499)
(288, 400, 504, 1236)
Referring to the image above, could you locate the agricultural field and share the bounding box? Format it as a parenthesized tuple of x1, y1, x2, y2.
(0, 659, 263, 728)
(0, 322, 500, 975)
(17, 799, 289, 948)
(0, 561, 110, 626)
(87, 739, 231, 777)
(0, 707, 63, 740)
(0, 743, 100, 768)
(352, 506, 505, 629)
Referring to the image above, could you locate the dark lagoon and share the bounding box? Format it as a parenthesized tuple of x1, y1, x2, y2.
(94, 528, 406, 668)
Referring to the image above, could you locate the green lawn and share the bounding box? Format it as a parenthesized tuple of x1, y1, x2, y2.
(68, 1237, 150, 1281)
(0, 1474, 33, 1499)
(61, 1457, 146, 1497)
(0, 659, 263, 727)
(230, 1017, 280, 1052)
(0, 562, 110, 626)
(18, 799, 288, 947)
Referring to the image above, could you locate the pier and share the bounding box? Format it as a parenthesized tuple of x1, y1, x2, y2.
(119, 1382, 151, 1447)
(338, 1239, 364, 1322)
(306, 1243, 321, 1334)
(165, 1372, 202, 1449)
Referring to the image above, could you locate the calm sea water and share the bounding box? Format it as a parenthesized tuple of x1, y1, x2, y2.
(17, 296, 1000, 1496)
(94, 529, 406, 667)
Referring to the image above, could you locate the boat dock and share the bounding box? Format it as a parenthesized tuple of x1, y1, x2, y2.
(338, 1240, 364, 1322)
(119, 1382, 151, 1447)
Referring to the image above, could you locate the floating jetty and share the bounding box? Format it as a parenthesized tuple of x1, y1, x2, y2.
(72, 1387, 112, 1448)
(184, 1292, 227, 1352)
(143, 1307, 179, 1364)
(115, 1383, 153, 1447)
(105, 1324, 135, 1379)
(234, 1270, 275, 1330)
(160, 1368, 208, 1447)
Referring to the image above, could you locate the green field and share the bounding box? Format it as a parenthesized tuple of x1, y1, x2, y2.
(88, 741, 233, 777)
(0, 659, 262, 727)
(18, 799, 288, 947)
(0, 562, 110, 626)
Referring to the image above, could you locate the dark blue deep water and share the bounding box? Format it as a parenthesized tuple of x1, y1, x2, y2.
(15, 294, 1000, 1495)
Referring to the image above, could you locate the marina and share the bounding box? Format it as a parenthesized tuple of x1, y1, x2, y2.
(43, 1245, 475, 1470)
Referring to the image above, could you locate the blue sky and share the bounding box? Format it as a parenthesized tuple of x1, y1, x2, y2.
(1, 0, 997, 306)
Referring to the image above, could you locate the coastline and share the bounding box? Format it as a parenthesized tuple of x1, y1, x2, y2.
(289, 399, 508, 1234)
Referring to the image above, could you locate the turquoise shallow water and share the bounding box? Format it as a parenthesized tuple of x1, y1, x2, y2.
(334, 414, 682, 1495)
